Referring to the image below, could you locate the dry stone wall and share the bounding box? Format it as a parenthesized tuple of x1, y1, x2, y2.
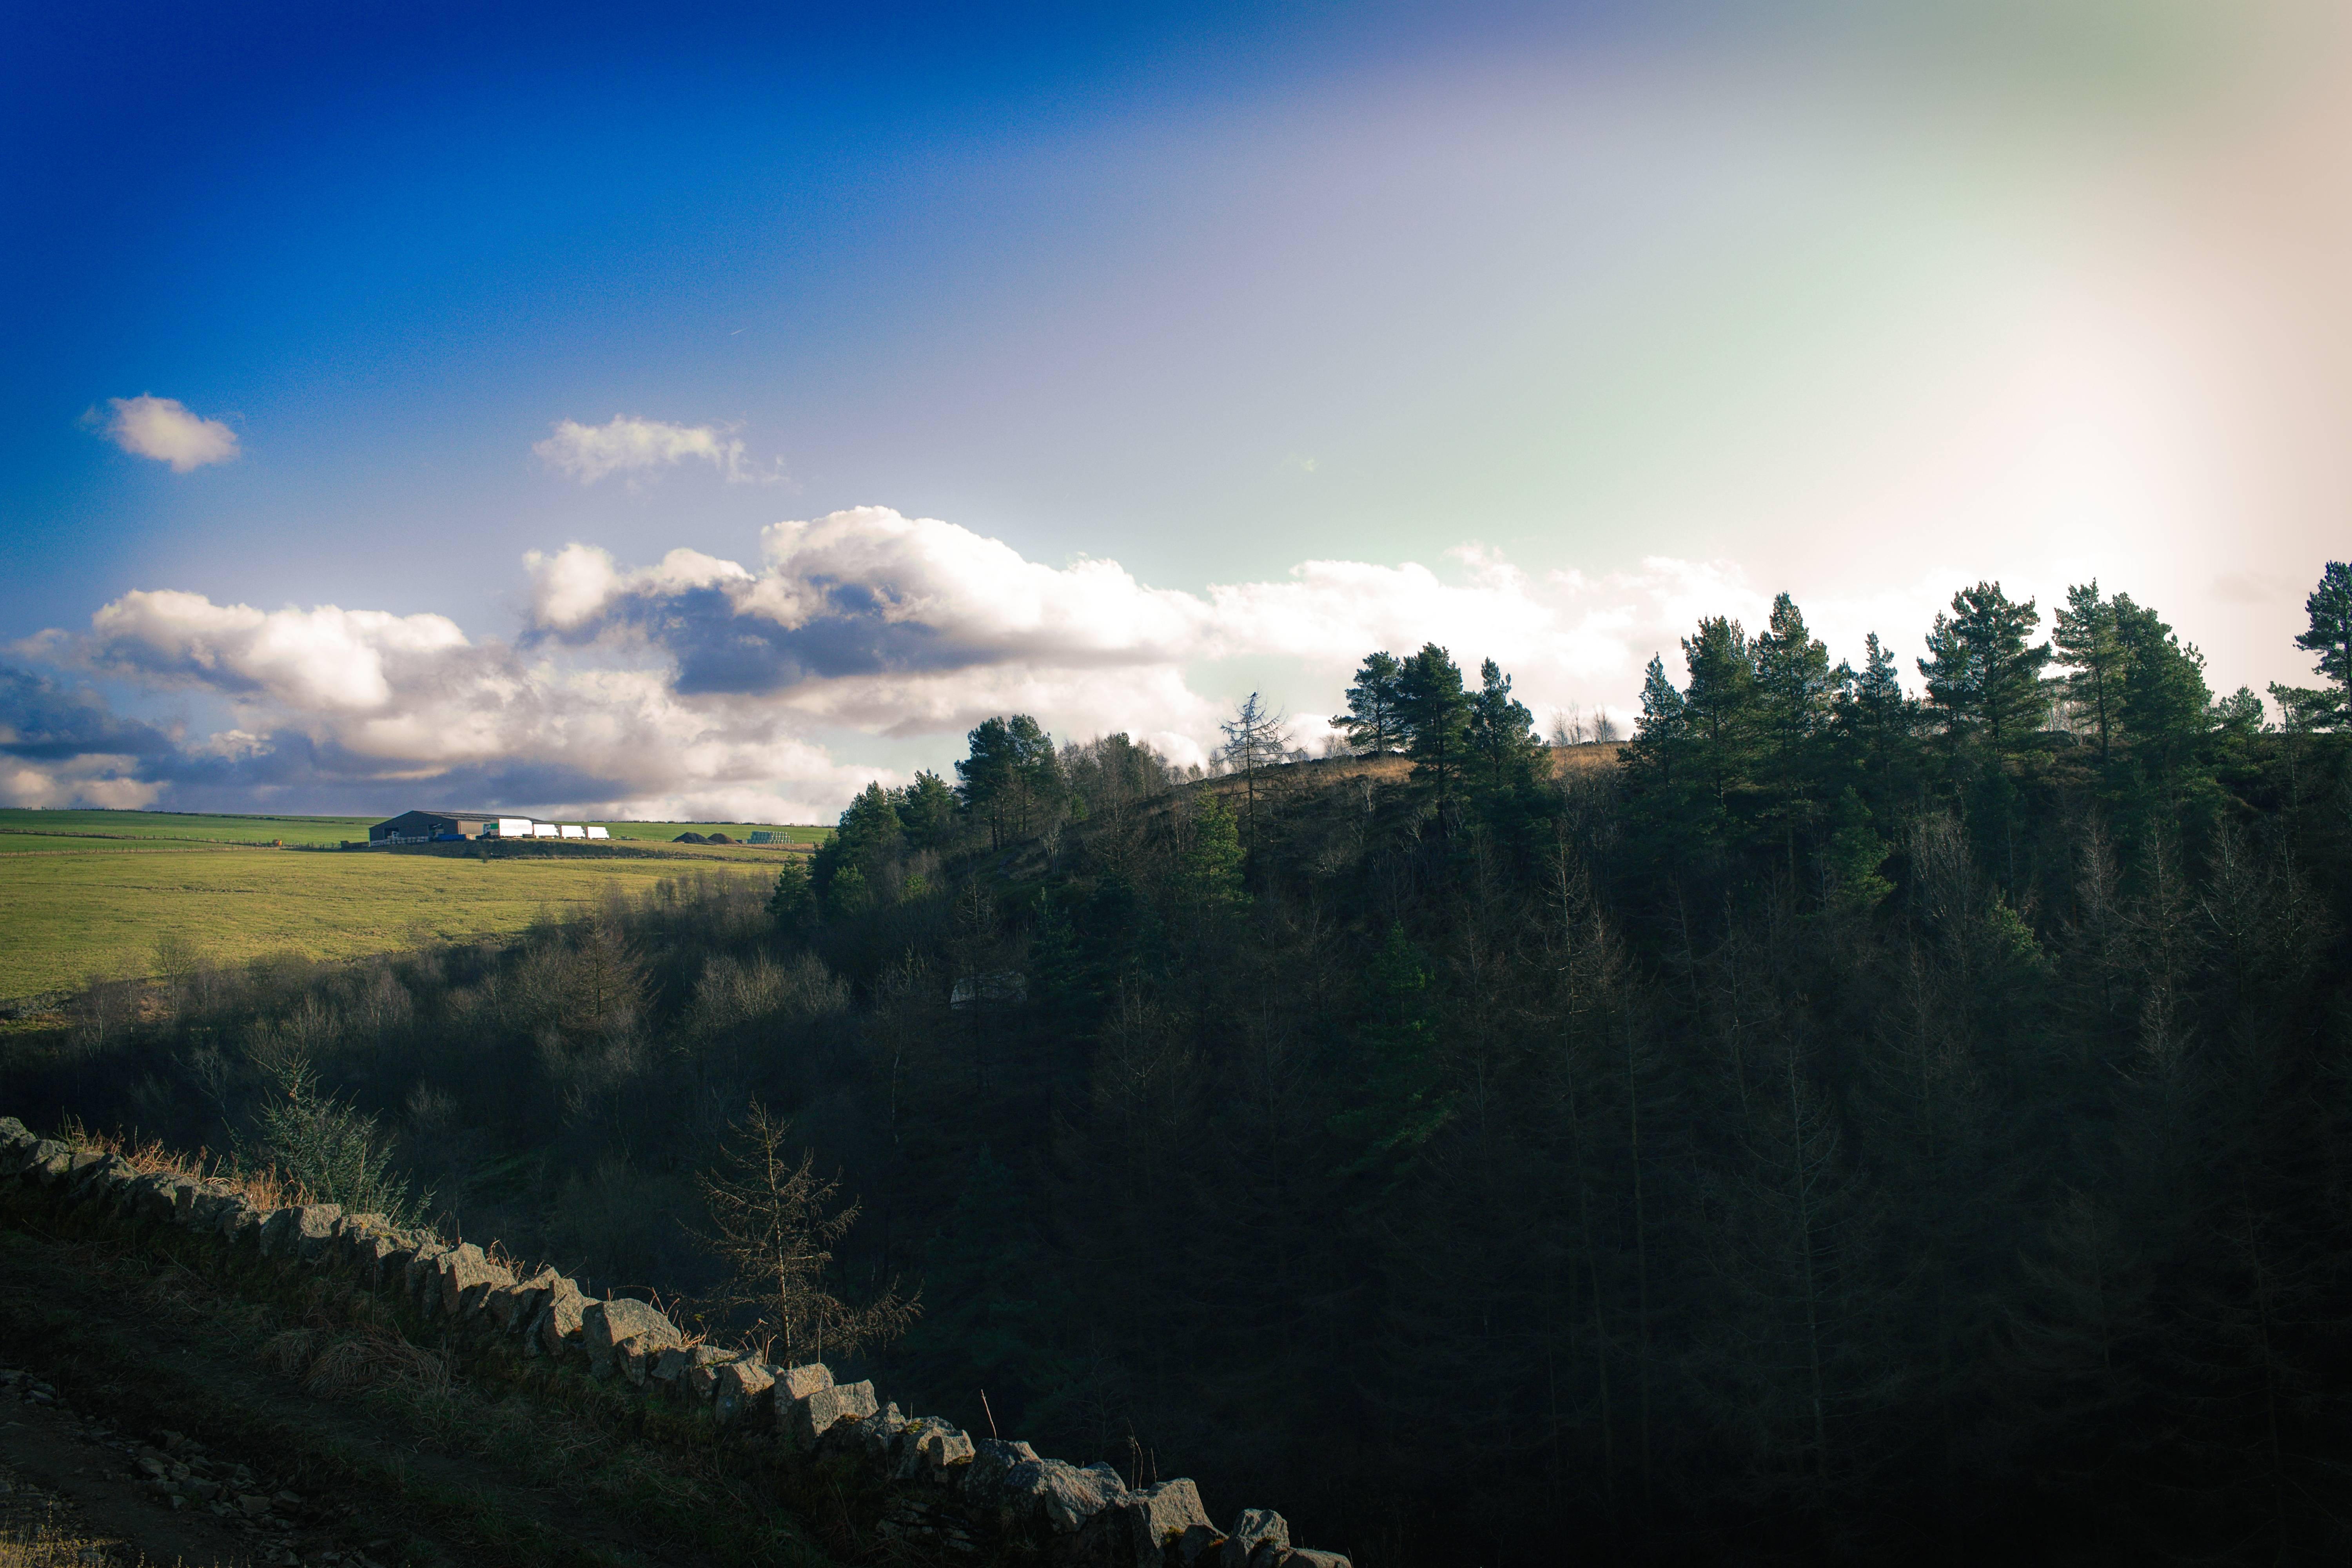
(0, 1115, 1351, 1568)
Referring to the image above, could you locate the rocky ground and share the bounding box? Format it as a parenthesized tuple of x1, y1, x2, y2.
(1, 1360, 396, 1568)
(0, 1223, 837, 1568)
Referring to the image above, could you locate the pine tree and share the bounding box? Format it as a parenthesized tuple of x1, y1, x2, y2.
(1918, 582, 2052, 765)
(767, 858, 816, 933)
(1333, 651, 1408, 753)
(1468, 657, 1545, 797)
(1627, 654, 1688, 772)
(1679, 616, 1760, 824)
(1754, 594, 1833, 757)
(2053, 582, 2125, 764)
(2112, 595, 2211, 773)
(2271, 561, 2352, 729)
(893, 769, 958, 847)
(1397, 643, 1474, 815)
(1834, 633, 1918, 824)
(956, 714, 1063, 844)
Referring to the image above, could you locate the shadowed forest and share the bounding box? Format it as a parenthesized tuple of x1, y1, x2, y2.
(11, 566, 2352, 1566)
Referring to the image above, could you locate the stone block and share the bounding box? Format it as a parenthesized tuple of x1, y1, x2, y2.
(215, 1195, 264, 1244)
(402, 1240, 452, 1298)
(680, 1345, 736, 1397)
(162, 1176, 202, 1223)
(713, 1359, 774, 1423)
(436, 1244, 511, 1317)
(529, 1277, 588, 1358)
(342, 1223, 408, 1287)
(25, 1140, 76, 1183)
(1224, 1509, 1289, 1568)
(841, 1402, 909, 1462)
(126, 1170, 181, 1220)
(1110, 1479, 1209, 1567)
(617, 1336, 655, 1385)
(1179, 1524, 1227, 1565)
(893, 1418, 975, 1481)
(259, 1204, 344, 1260)
(581, 1297, 682, 1371)
(488, 1267, 559, 1333)
(999, 1457, 1125, 1533)
(650, 1346, 694, 1389)
(71, 1153, 137, 1203)
(960, 1437, 1040, 1501)
(777, 1362, 833, 1400)
(783, 1378, 877, 1445)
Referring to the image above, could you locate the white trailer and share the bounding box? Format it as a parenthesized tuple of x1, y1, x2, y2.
(532, 822, 559, 838)
(560, 824, 586, 839)
(585, 826, 610, 839)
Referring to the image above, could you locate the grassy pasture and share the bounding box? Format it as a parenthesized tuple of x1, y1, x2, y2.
(0, 808, 829, 848)
(0, 808, 830, 999)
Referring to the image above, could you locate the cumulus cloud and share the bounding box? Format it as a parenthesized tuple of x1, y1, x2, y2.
(522, 506, 1799, 746)
(533, 415, 763, 484)
(94, 395, 239, 471)
(0, 666, 176, 809)
(19, 504, 1971, 819)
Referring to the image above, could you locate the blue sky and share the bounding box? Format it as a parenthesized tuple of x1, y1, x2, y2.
(6, 1, 2349, 818)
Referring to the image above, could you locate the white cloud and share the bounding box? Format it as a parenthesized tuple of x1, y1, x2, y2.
(533, 415, 765, 484)
(0, 756, 161, 811)
(32, 506, 2014, 818)
(517, 506, 1835, 767)
(96, 395, 239, 471)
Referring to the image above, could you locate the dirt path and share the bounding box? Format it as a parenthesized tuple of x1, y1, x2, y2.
(1, 1370, 276, 1567)
(0, 1224, 838, 1568)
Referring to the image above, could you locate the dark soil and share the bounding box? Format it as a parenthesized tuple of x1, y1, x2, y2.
(0, 1223, 839, 1568)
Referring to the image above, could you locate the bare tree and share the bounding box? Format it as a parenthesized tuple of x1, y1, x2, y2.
(698, 1101, 918, 1364)
(1220, 691, 1290, 837)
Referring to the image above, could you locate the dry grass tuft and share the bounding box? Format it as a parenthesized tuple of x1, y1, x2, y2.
(259, 1327, 322, 1377)
(302, 1329, 448, 1399)
(0, 1499, 152, 1567)
(260, 1320, 449, 1399)
(53, 1120, 311, 1209)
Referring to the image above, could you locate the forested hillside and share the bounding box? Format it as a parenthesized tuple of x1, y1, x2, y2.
(11, 566, 2352, 1566)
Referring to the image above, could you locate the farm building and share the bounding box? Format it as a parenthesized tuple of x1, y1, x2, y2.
(371, 811, 613, 844)
(368, 809, 497, 844)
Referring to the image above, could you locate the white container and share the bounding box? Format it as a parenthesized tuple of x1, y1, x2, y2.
(585, 826, 610, 839)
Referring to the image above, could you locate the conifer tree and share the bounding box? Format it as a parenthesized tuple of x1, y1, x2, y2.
(1397, 643, 1474, 815)
(2111, 595, 2211, 768)
(2271, 561, 2352, 729)
(1332, 650, 1408, 753)
(893, 769, 958, 847)
(955, 714, 1063, 844)
(1679, 617, 1760, 822)
(2053, 582, 2125, 764)
(1918, 582, 2051, 763)
(1753, 593, 1833, 755)
(1468, 657, 1545, 796)
(1628, 655, 1688, 769)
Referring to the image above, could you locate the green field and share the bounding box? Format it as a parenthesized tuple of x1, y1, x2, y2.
(0, 808, 831, 1000)
(0, 808, 829, 849)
